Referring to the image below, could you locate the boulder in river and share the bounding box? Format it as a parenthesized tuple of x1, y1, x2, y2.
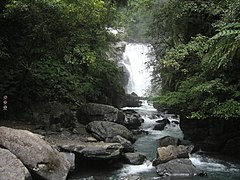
(0, 126, 71, 180)
(76, 103, 125, 125)
(155, 118, 170, 125)
(153, 123, 166, 130)
(106, 135, 134, 152)
(123, 109, 144, 130)
(156, 158, 206, 177)
(86, 121, 135, 143)
(0, 148, 32, 180)
(59, 142, 123, 162)
(153, 145, 189, 166)
(157, 136, 181, 147)
(123, 152, 146, 165)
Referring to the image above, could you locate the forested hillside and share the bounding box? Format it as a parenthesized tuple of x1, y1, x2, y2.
(126, 0, 240, 120)
(0, 0, 126, 118)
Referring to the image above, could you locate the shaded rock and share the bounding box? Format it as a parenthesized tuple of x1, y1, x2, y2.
(0, 148, 32, 180)
(124, 93, 141, 107)
(31, 101, 75, 130)
(76, 103, 125, 125)
(132, 129, 149, 135)
(124, 152, 146, 165)
(201, 136, 226, 152)
(154, 118, 170, 131)
(153, 123, 166, 130)
(0, 126, 70, 180)
(123, 110, 144, 129)
(172, 120, 180, 125)
(180, 117, 209, 142)
(153, 145, 189, 166)
(157, 136, 181, 147)
(156, 118, 170, 125)
(86, 121, 135, 143)
(222, 136, 240, 157)
(60, 142, 123, 160)
(106, 135, 134, 152)
(124, 174, 141, 180)
(156, 159, 206, 177)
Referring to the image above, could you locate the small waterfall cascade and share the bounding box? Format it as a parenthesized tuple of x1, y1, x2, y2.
(120, 43, 153, 96)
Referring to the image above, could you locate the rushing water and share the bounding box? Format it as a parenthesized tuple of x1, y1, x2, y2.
(120, 43, 153, 96)
(68, 43, 240, 179)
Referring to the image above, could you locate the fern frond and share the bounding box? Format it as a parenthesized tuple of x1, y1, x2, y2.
(212, 30, 240, 40)
(221, 22, 240, 30)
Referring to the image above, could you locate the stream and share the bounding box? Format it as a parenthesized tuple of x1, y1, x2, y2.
(69, 43, 240, 179)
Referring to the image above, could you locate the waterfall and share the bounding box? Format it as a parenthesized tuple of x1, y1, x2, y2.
(120, 43, 153, 97)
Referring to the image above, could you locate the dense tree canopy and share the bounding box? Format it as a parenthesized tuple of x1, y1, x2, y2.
(144, 0, 240, 119)
(0, 0, 124, 118)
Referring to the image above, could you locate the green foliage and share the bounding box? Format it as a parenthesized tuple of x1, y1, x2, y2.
(0, 0, 123, 110)
(149, 0, 240, 120)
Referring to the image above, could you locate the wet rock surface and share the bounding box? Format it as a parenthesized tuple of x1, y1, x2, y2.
(123, 152, 146, 165)
(123, 109, 144, 130)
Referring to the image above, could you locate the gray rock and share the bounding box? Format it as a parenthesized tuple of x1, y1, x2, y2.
(0, 126, 71, 180)
(60, 142, 123, 160)
(61, 152, 75, 171)
(86, 121, 135, 143)
(124, 92, 141, 107)
(0, 148, 32, 180)
(76, 103, 125, 125)
(157, 136, 181, 147)
(154, 118, 170, 130)
(153, 145, 189, 166)
(106, 135, 134, 152)
(124, 152, 146, 165)
(123, 110, 143, 130)
(156, 159, 206, 177)
(124, 174, 141, 180)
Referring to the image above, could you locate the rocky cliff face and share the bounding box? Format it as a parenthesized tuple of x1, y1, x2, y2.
(180, 116, 240, 158)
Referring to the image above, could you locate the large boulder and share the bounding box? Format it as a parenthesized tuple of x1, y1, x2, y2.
(153, 145, 189, 166)
(0, 148, 32, 180)
(60, 142, 123, 160)
(86, 121, 135, 143)
(0, 126, 70, 180)
(76, 103, 125, 125)
(123, 152, 146, 165)
(106, 135, 134, 152)
(156, 159, 206, 177)
(123, 110, 144, 130)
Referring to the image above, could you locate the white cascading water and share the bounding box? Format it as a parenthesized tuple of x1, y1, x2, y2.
(121, 43, 153, 96)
